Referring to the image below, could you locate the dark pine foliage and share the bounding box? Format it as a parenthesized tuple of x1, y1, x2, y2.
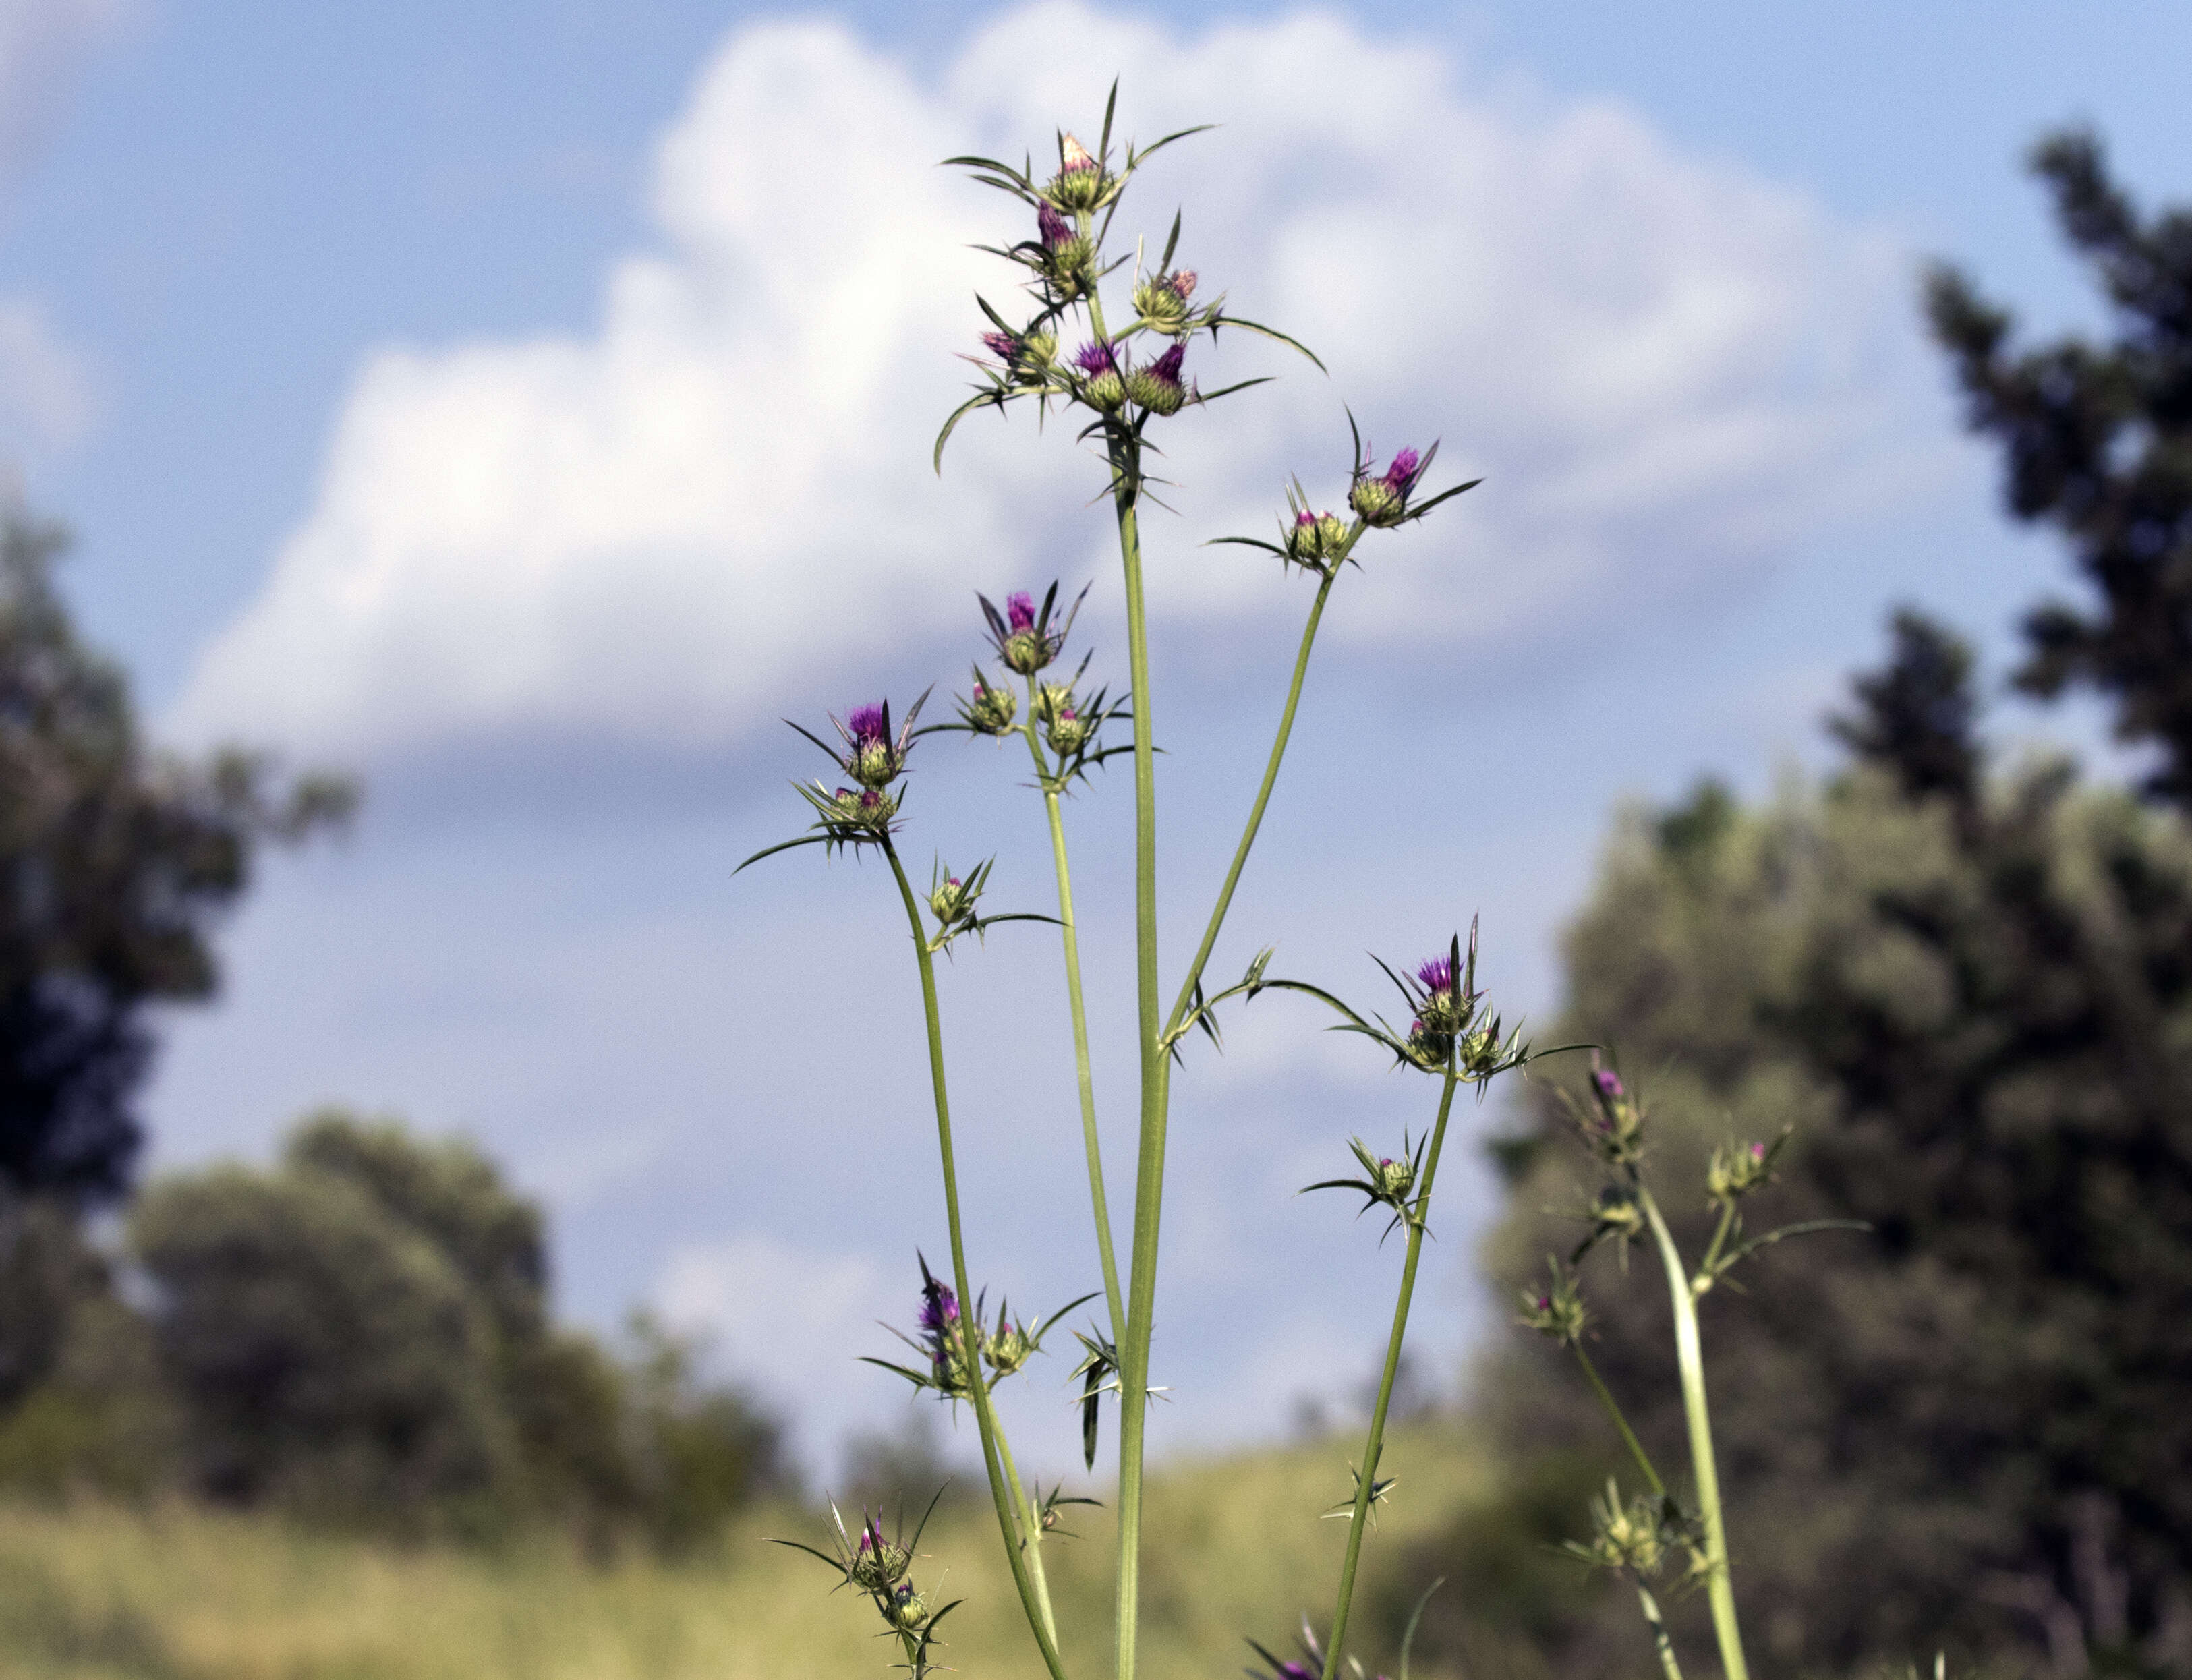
(1928, 128, 2192, 808)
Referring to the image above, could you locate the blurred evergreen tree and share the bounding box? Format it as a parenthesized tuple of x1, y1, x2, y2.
(1928, 129, 2192, 807)
(1446, 620, 2192, 1679)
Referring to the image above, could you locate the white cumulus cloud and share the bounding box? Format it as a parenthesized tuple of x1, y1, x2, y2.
(172, 2, 1931, 762)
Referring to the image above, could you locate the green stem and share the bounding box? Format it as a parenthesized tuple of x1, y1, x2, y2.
(1109, 417, 1161, 1680)
(1639, 1186, 1749, 1680)
(1022, 690, 1126, 1345)
(1637, 1582, 1687, 1680)
(993, 1419, 1060, 1646)
(882, 841, 1070, 1680)
(1320, 1062, 1460, 1680)
(1570, 1341, 1667, 1499)
(1165, 562, 1341, 1031)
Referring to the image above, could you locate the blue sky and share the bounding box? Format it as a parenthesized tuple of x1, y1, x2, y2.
(6, 0, 2191, 1480)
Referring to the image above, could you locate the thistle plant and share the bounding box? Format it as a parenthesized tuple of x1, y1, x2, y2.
(1511, 1058, 1872, 1680)
(739, 88, 1834, 1680)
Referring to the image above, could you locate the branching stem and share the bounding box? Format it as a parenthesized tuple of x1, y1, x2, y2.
(883, 840, 1070, 1680)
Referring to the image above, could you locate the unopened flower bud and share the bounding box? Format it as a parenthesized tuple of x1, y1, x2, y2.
(985, 1319, 1033, 1376)
(849, 1517, 911, 1591)
(1284, 508, 1348, 567)
(1707, 1135, 1775, 1201)
(1132, 270, 1199, 332)
(884, 1583, 930, 1631)
(1033, 680, 1072, 725)
(1517, 1258, 1587, 1345)
(961, 677, 1018, 736)
(1583, 1481, 1668, 1575)
(1578, 1053, 1645, 1165)
(1074, 339, 1125, 411)
(1373, 1155, 1415, 1200)
(929, 874, 974, 927)
(1045, 705, 1091, 756)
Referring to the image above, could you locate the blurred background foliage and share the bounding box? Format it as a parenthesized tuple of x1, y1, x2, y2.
(0, 124, 2183, 1679)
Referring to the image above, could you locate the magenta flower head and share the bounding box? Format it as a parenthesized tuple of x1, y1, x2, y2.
(1708, 1130, 1783, 1201)
(1348, 439, 1441, 527)
(982, 330, 1018, 361)
(1031, 202, 1093, 295)
(1124, 341, 1189, 416)
(834, 698, 917, 789)
(977, 321, 1057, 385)
(1072, 337, 1126, 412)
(979, 579, 1085, 675)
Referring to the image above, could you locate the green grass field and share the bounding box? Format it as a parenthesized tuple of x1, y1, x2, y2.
(0, 1424, 1491, 1680)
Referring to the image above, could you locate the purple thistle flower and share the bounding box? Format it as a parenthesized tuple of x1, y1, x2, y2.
(1147, 341, 1186, 387)
(1168, 268, 1198, 300)
(1416, 954, 1455, 995)
(845, 703, 887, 747)
(1592, 1068, 1626, 1103)
(1296, 509, 1321, 529)
(1383, 446, 1422, 490)
(982, 330, 1018, 361)
(1039, 204, 1075, 250)
(1006, 591, 1037, 632)
(1074, 339, 1118, 375)
(919, 1275, 959, 1333)
(1059, 134, 1099, 175)
(1749, 1140, 1767, 1161)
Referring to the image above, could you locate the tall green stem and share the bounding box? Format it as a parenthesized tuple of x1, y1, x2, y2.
(882, 841, 1070, 1680)
(1640, 1186, 1750, 1680)
(1109, 419, 1161, 1680)
(1022, 694, 1126, 1345)
(1319, 1062, 1460, 1680)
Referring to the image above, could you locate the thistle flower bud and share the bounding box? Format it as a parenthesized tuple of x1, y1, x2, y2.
(884, 1583, 931, 1631)
(1284, 507, 1348, 567)
(959, 674, 1018, 736)
(929, 873, 973, 927)
(1132, 269, 1199, 332)
(1583, 1480, 1668, 1575)
(983, 326, 1056, 384)
(826, 785, 899, 834)
(1073, 339, 1125, 411)
(1517, 1258, 1587, 1345)
(1124, 342, 1188, 416)
(1707, 1136, 1775, 1202)
(844, 703, 904, 788)
(1372, 1155, 1416, 1200)
(984, 1317, 1033, 1376)
(1045, 703, 1092, 757)
(848, 1516, 912, 1592)
(1404, 952, 1474, 1062)
(1000, 591, 1046, 674)
(1044, 132, 1109, 212)
(1036, 204, 1093, 291)
(1033, 680, 1072, 725)
(1348, 446, 1429, 528)
(1580, 1054, 1646, 1165)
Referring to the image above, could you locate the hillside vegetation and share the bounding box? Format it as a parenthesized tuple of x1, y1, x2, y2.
(0, 1422, 1494, 1680)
